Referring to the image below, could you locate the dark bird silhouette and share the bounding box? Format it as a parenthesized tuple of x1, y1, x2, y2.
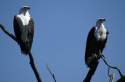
(13, 6, 34, 55)
(84, 18, 108, 82)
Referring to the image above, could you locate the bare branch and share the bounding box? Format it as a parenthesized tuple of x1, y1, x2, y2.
(0, 24, 17, 42)
(46, 64, 56, 82)
(29, 52, 42, 82)
(108, 67, 115, 82)
(101, 56, 123, 77)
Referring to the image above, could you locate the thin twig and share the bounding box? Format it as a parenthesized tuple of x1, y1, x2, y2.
(46, 64, 56, 82)
(101, 56, 123, 77)
(0, 24, 17, 42)
(108, 67, 114, 82)
(0, 24, 42, 82)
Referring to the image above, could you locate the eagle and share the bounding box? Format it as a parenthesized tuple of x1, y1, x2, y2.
(13, 6, 34, 55)
(84, 18, 109, 82)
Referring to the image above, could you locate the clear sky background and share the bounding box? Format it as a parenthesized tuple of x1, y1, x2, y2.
(0, 0, 125, 82)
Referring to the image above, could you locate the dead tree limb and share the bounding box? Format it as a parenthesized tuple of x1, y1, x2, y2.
(46, 64, 56, 82)
(0, 24, 17, 42)
(0, 24, 42, 82)
(101, 55, 123, 77)
(108, 67, 115, 82)
(29, 52, 42, 82)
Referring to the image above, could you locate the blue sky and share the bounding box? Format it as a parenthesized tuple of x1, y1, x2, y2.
(0, 0, 125, 82)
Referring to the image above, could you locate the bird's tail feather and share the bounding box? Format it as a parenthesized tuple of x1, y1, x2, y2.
(83, 62, 98, 82)
(20, 41, 31, 55)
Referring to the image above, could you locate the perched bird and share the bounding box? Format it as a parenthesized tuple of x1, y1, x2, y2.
(84, 18, 108, 82)
(13, 6, 34, 55)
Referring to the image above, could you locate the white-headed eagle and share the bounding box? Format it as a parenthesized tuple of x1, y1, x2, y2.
(84, 18, 109, 82)
(13, 6, 34, 55)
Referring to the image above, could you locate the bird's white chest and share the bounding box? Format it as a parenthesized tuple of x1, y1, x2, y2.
(17, 13, 30, 26)
(94, 24, 107, 41)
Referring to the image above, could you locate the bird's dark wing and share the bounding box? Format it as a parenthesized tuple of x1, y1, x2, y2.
(27, 17, 34, 51)
(85, 27, 96, 66)
(13, 15, 23, 43)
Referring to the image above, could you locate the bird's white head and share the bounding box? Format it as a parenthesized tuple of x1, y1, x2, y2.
(96, 18, 106, 26)
(95, 18, 107, 40)
(19, 6, 30, 15)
